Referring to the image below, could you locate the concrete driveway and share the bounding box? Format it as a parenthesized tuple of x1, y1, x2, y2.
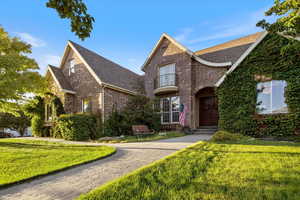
(0, 134, 211, 200)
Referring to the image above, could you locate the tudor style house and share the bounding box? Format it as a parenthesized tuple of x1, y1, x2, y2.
(46, 31, 299, 133)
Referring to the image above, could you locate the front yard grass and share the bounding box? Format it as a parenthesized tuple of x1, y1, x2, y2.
(0, 139, 116, 187)
(78, 140, 300, 200)
(97, 132, 185, 143)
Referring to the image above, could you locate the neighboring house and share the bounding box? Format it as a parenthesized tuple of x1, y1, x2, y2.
(46, 41, 143, 121)
(46, 31, 300, 134)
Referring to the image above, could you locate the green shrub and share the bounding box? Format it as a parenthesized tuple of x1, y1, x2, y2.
(55, 114, 97, 141)
(31, 116, 44, 137)
(103, 95, 161, 137)
(104, 110, 131, 136)
(50, 124, 62, 138)
(123, 95, 161, 133)
(211, 131, 250, 142)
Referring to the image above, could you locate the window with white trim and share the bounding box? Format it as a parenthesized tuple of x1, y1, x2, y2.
(82, 98, 91, 113)
(159, 64, 175, 87)
(69, 59, 75, 75)
(160, 96, 180, 123)
(256, 80, 288, 114)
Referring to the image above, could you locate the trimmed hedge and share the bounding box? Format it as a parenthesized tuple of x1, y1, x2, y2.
(103, 95, 161, 136)
(210, 131, 250, 142)
(55, 114, 99, 141)
(217, 33, 300, 137)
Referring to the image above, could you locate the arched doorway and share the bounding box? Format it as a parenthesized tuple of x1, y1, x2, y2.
(196, 87, 218, 126)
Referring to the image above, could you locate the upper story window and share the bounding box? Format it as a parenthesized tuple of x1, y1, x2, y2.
(159, 64, 175, 87)
(82, 98, 91, 113)
(69, 59, 75, 75)
(256, 80, 288, 114)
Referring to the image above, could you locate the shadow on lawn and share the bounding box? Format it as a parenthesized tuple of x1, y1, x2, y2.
(179, 181, 300, 200)
(211, 140, 300, 147)
(199, 149, 300, 156)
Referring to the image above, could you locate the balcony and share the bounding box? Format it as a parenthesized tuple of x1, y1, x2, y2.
(154, 73, 178, 95)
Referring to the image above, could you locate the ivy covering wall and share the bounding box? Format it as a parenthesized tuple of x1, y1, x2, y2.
(217, 34, 300, 137)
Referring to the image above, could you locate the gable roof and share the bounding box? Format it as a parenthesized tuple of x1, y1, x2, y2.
(141, 33, 232, 71)
(214, 32, 300, 87)
(195, 32, 264, 55)
(47, 65, 76, 94)
(215, 31, 268, 87)
(197, 43, 253, 64)
(64, 41, 142, 94)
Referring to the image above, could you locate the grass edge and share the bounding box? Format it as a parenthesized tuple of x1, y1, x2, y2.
(0, 143, 116, 189)
(77, 140, 206, 199)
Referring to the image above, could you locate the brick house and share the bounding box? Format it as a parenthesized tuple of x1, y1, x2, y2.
(47, 31, 298, 132)
(142, 32, 264, 130)
(46, 41, 142, 121)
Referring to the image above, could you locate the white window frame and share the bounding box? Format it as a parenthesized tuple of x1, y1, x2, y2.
(256, 80, 288, 114)
(69, 59, 75, 75)
(159, 64, 176, 87)
(160, 96, 180, 124)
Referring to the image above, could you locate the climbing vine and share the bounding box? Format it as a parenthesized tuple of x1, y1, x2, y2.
(24, 93, 65, 137)
(45, 93, 65, 119)
(217, 33, 300, 137)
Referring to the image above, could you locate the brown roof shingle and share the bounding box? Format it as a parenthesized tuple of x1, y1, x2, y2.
(195, 32, 263, 55)
(49, 65, 74, 92)
(69, 41, 142, 92)
(197, 43, 252, 64)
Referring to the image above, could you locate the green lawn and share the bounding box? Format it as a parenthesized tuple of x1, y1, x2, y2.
(78, 140, 300, 200)
(0, 139, 116, 187)
(97, 132, 186, 143)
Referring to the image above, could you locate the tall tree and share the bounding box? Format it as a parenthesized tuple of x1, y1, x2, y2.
(46, 0, 95, 40)
(257, 0, 300, 36)
(0, 26, 45, 114)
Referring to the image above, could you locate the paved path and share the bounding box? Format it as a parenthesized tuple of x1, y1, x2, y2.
(0, 134, 211, 200)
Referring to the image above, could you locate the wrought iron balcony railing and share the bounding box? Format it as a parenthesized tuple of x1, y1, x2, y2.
(154, 73, 178, 89)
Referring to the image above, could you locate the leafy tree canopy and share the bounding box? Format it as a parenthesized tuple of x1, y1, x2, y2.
(0, 26, 46, 115)
(46, 0, 95, 40)
(257, 0, 300, 36)
(0, 112, 30, 136)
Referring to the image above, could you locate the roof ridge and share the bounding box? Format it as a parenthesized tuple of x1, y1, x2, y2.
(199, 43, 253, 55)
(69, 40, 141, 77)
(48, 64, 59, 69)
(195, 32, 264, 55)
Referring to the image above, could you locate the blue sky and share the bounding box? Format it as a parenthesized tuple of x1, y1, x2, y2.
(1, 0, 274, 75)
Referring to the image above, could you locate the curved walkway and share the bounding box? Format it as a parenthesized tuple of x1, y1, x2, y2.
(0, 134, 211, 200)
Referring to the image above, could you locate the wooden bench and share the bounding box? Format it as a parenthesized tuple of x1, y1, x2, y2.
(132, 125, 154, 138)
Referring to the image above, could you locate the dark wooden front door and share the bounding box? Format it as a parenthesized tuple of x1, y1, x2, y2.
(199, 96, 219, 126)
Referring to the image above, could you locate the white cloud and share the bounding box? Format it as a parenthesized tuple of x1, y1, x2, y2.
(15, 32, 46, 47)
(188, 9, 265, 44)
(36, 55, 60, 74)
(174, 28, 193, 42)
(173, 8, 271, 46)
